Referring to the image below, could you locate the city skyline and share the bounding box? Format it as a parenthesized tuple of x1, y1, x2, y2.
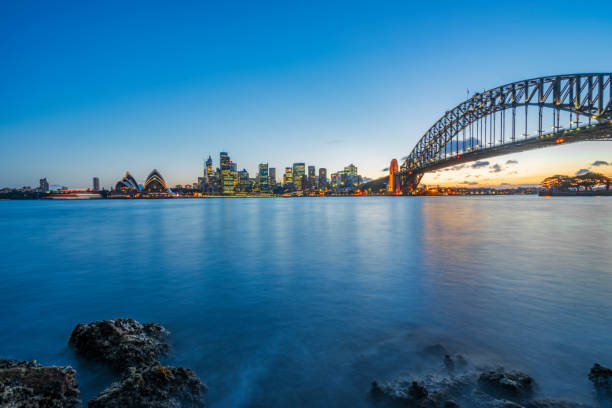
(2, 1, 612, 188)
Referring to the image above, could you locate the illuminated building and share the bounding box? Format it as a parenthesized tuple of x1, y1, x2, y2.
(344, 163, 357, 177)
(238, 169, 250, 192)
(269, 168, 276, 187)
(308, 166, 316, 190)
(39, 178, 49, 193)
(143, 169, 168, 193)
(115, 172, 140, 192)
(258, 163, 269, 192)
(292, 163, 305, 191)
(318, 168, 327, 189)
(388, 159, 400, 195)
(283, 167, 293, 189)
(219, 152, 234, 194)
(93, 177, 100, 191)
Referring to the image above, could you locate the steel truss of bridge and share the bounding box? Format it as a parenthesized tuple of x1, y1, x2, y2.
(398, 73, 612, 194)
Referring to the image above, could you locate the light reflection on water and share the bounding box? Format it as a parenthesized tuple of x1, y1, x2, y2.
(0, 197, 611, 407)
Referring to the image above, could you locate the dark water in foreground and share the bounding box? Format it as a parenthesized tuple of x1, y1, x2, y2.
(1, 197, 611, 406)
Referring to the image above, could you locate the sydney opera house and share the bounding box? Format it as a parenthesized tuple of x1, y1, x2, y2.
(113, 169, 171, 197)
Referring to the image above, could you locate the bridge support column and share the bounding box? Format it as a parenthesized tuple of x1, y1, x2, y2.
(400, 171, 423, 195)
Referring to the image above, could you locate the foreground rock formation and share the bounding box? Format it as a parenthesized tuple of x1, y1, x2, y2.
(371, 346, 602, 408)
(69, 318, 170, 370)
(68, 318, 207, 407)
(88, 365, 207, 408)
(0, 359, 81, 407)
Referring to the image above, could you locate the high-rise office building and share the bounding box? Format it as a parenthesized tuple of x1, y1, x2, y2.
(318, 168, 327, 189)
(283, 167, 293, 188)
(269, 168, 276, 187)
(39, 178, 49, 193)
(307, 166, 316, 190)
(220, 152, 234, 194)
(93, 177, 100, 191)
(238, 169, 250, 192)
(258, 163, 269, 192)
(292, 163, 305, 191)
(205, 156, 214, 184)
(344, 163, 358, 177)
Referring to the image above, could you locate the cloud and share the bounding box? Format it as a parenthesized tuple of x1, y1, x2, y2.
(489, 163, 502, 173)
(382, 167, 389, 172)
(460, 181, 479, 185)
(575, 169, 590, 176)
(506, 160, 518, 165)
(472, 161, 490, 168)
(499, 182, 514, 186)
(591, 160, 609, 167)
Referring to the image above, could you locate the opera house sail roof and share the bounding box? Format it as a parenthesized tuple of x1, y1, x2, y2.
(143, 169, 168, 193)
(115, 172, 141, 191)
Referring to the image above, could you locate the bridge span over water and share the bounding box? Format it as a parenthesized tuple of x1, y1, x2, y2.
(389, 73, 612, 194)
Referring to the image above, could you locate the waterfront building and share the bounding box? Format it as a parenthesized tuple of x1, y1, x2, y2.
(344, 163, 358, 177)
(283, 167, 293, 189)
(39, 178, 49, 193)
(318, 168, 327, 189)
(143, 169, 168, 193)
(92, 177, 100, 191)
(308, 166, 316, 190)
(238, 169, 250, 192)
(115, 172, 140, 192)
(293, 163, 305, 191)
(219, 152, 234, 194)
(258, 163, 269, 193)
(269, 168, 276, 187)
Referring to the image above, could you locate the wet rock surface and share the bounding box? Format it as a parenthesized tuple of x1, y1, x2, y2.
(89, 365, 207, 408)
(372, 345, 601, 408)
(0, 359, 82, 407)
(588, 363, 612, 396)
(69, 318, 170, 370)
(478, 369, 534, 398)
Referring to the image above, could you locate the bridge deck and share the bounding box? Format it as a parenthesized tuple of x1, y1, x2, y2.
(406, 122, 612, 174)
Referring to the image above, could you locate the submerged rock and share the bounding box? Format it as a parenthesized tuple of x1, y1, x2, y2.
(0, 359, 81, 407)
(478, 369, 534, 398)
(588, 363, 612, 396)
(422, 344, 449, 358)
(68, 318, 169, 370)
(88, 365, 207, 408)
(444, 355, 455, 371)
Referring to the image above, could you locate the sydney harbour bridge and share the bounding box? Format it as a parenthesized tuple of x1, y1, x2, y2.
(388, 73, 612, 194)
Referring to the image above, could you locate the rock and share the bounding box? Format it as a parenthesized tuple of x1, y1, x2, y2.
(444, 400, 461, 408)
(478, 369, 534, 399)
(422, 344, 449, 358)
(588, 363, 612, 396)
(445, 355, 455, 371)
(89, 365, 207, 408)
(0, 359, 81, 407)
(525, 399, 593, 408)
(471, 390, 525, 408)
(68, 318, 169, 370)
(455, 355, 468, 368)
(408, 380, 429, 399)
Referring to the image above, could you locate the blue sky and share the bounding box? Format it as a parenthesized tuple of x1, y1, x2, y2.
(1, 0, 612, 188)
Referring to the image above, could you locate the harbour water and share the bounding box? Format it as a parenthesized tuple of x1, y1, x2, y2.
(1, 197, 611, 406)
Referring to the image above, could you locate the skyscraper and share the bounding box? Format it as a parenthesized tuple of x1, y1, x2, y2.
(283, 167, 293, 189)
(292, 163, 305, 191)
(258, 163, 269, 192)
(93, 177, 100, 191)
(205, 156, 214, 184)
(220, 152, 234, 194)
(318, 168, 327, 189)
(39, 178, 49, 193)
(269, 168, 276, 188)
(307, 166, 316, 191)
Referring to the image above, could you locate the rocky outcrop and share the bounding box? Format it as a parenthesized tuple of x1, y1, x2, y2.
(588, 363, 612, 396)
(69, 318, 170, 370)
(88, 365, 207, 408)
(478, 369, 534, 399)
(0, 359, 81, 407)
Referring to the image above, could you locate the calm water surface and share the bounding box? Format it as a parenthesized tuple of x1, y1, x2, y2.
(1, 197, 611, 406)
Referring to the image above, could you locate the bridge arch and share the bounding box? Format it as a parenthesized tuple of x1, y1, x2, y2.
(400, 73, 612, 193)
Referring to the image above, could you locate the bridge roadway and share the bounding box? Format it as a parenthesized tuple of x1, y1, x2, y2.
(403, 121, 612, 175)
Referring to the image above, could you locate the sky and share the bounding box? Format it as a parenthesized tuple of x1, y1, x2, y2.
(1, 0, 612, 189)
